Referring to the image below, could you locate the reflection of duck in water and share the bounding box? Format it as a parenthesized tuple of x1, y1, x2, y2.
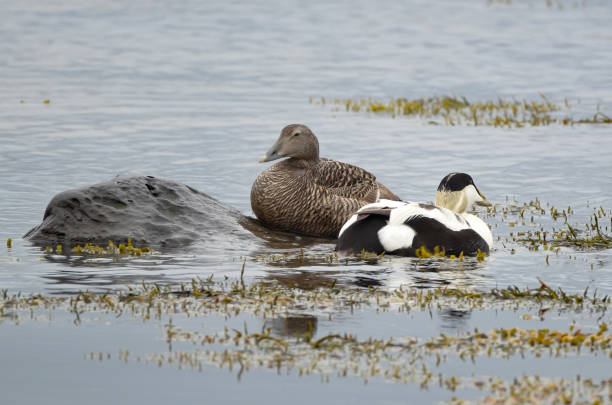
(239, 216, 334, 251)
(263, 315, 318, 337)
(336, 173, 493, 257)
(251, 124, 400, 238)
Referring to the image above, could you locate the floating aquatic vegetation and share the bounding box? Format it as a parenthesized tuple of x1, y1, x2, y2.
(1, 277, 609, 327)
(255, 248, 393, 268)
(98, 346, 612, 404)
(414, 246, 487, 261)
(114, 320, 610, 387)
(44, 239, 154, 257)
(490, 198, 612, 253)
(155, 319, 612, 365)
(450, 375, 612, 405)
(310, 95, 610, 127)
(256, 249, 343, 266)
(84, 296, 609, 400)
(2, 277, 610, 403)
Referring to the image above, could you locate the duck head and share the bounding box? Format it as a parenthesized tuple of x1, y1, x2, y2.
(435, 173, 492, 213)
(259, 124, 320, 163)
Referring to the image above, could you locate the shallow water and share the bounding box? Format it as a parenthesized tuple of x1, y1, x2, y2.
(1, 0, 612, 403)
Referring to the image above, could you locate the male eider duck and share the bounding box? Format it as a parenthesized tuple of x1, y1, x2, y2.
(336, 173, 493, 256)
(250, 124, 400, 238)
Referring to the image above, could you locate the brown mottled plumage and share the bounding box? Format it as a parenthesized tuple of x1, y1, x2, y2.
(250, 124, 400, 238)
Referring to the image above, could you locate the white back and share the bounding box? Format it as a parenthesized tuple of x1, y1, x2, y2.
(338, 199, 408, 237)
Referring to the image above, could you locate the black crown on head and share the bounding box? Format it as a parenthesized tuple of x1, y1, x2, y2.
(437, 173, 475, 192)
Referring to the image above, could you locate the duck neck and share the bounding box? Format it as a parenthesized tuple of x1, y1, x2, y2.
(286, 156, 319, 169)
(435, 191, 468, 213)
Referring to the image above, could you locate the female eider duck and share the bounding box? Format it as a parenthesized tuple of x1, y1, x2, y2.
(251, 124, 400, 238)
(336, 173, 493, 256)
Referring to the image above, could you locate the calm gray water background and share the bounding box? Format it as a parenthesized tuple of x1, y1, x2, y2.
(1, 1, 612, 403)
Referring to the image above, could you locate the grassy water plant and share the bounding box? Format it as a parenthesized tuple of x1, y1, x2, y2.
(311, 95, 610, 127)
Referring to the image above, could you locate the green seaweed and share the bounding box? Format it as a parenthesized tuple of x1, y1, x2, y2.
(310, 95, 610, 127)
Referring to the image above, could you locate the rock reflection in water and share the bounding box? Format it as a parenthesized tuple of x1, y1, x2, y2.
(41, 268, 183, 294)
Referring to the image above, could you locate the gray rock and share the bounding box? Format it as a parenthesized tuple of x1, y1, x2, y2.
(24, 175, 253, 248)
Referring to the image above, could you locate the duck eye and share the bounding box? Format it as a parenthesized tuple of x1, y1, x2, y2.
(293, 132, 300, 137)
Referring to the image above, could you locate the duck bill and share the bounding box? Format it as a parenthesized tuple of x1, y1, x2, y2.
(258, 154, 274, 163)
(475, 192, 492, 207)
(258, 141, 283, 163)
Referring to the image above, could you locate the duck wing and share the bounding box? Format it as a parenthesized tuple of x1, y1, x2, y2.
(336, 201, 407, 254)
(310, 158, 379, 202)
(356, 205, 394, 220)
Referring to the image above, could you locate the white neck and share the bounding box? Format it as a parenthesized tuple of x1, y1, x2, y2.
(435, 185, 482, 214)
(435, 190, 467, 213)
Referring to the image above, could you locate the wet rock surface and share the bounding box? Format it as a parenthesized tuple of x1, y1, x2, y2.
(24, 175, 255, 248)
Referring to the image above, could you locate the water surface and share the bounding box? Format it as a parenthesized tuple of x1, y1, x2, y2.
(1, 0, 611, 403)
